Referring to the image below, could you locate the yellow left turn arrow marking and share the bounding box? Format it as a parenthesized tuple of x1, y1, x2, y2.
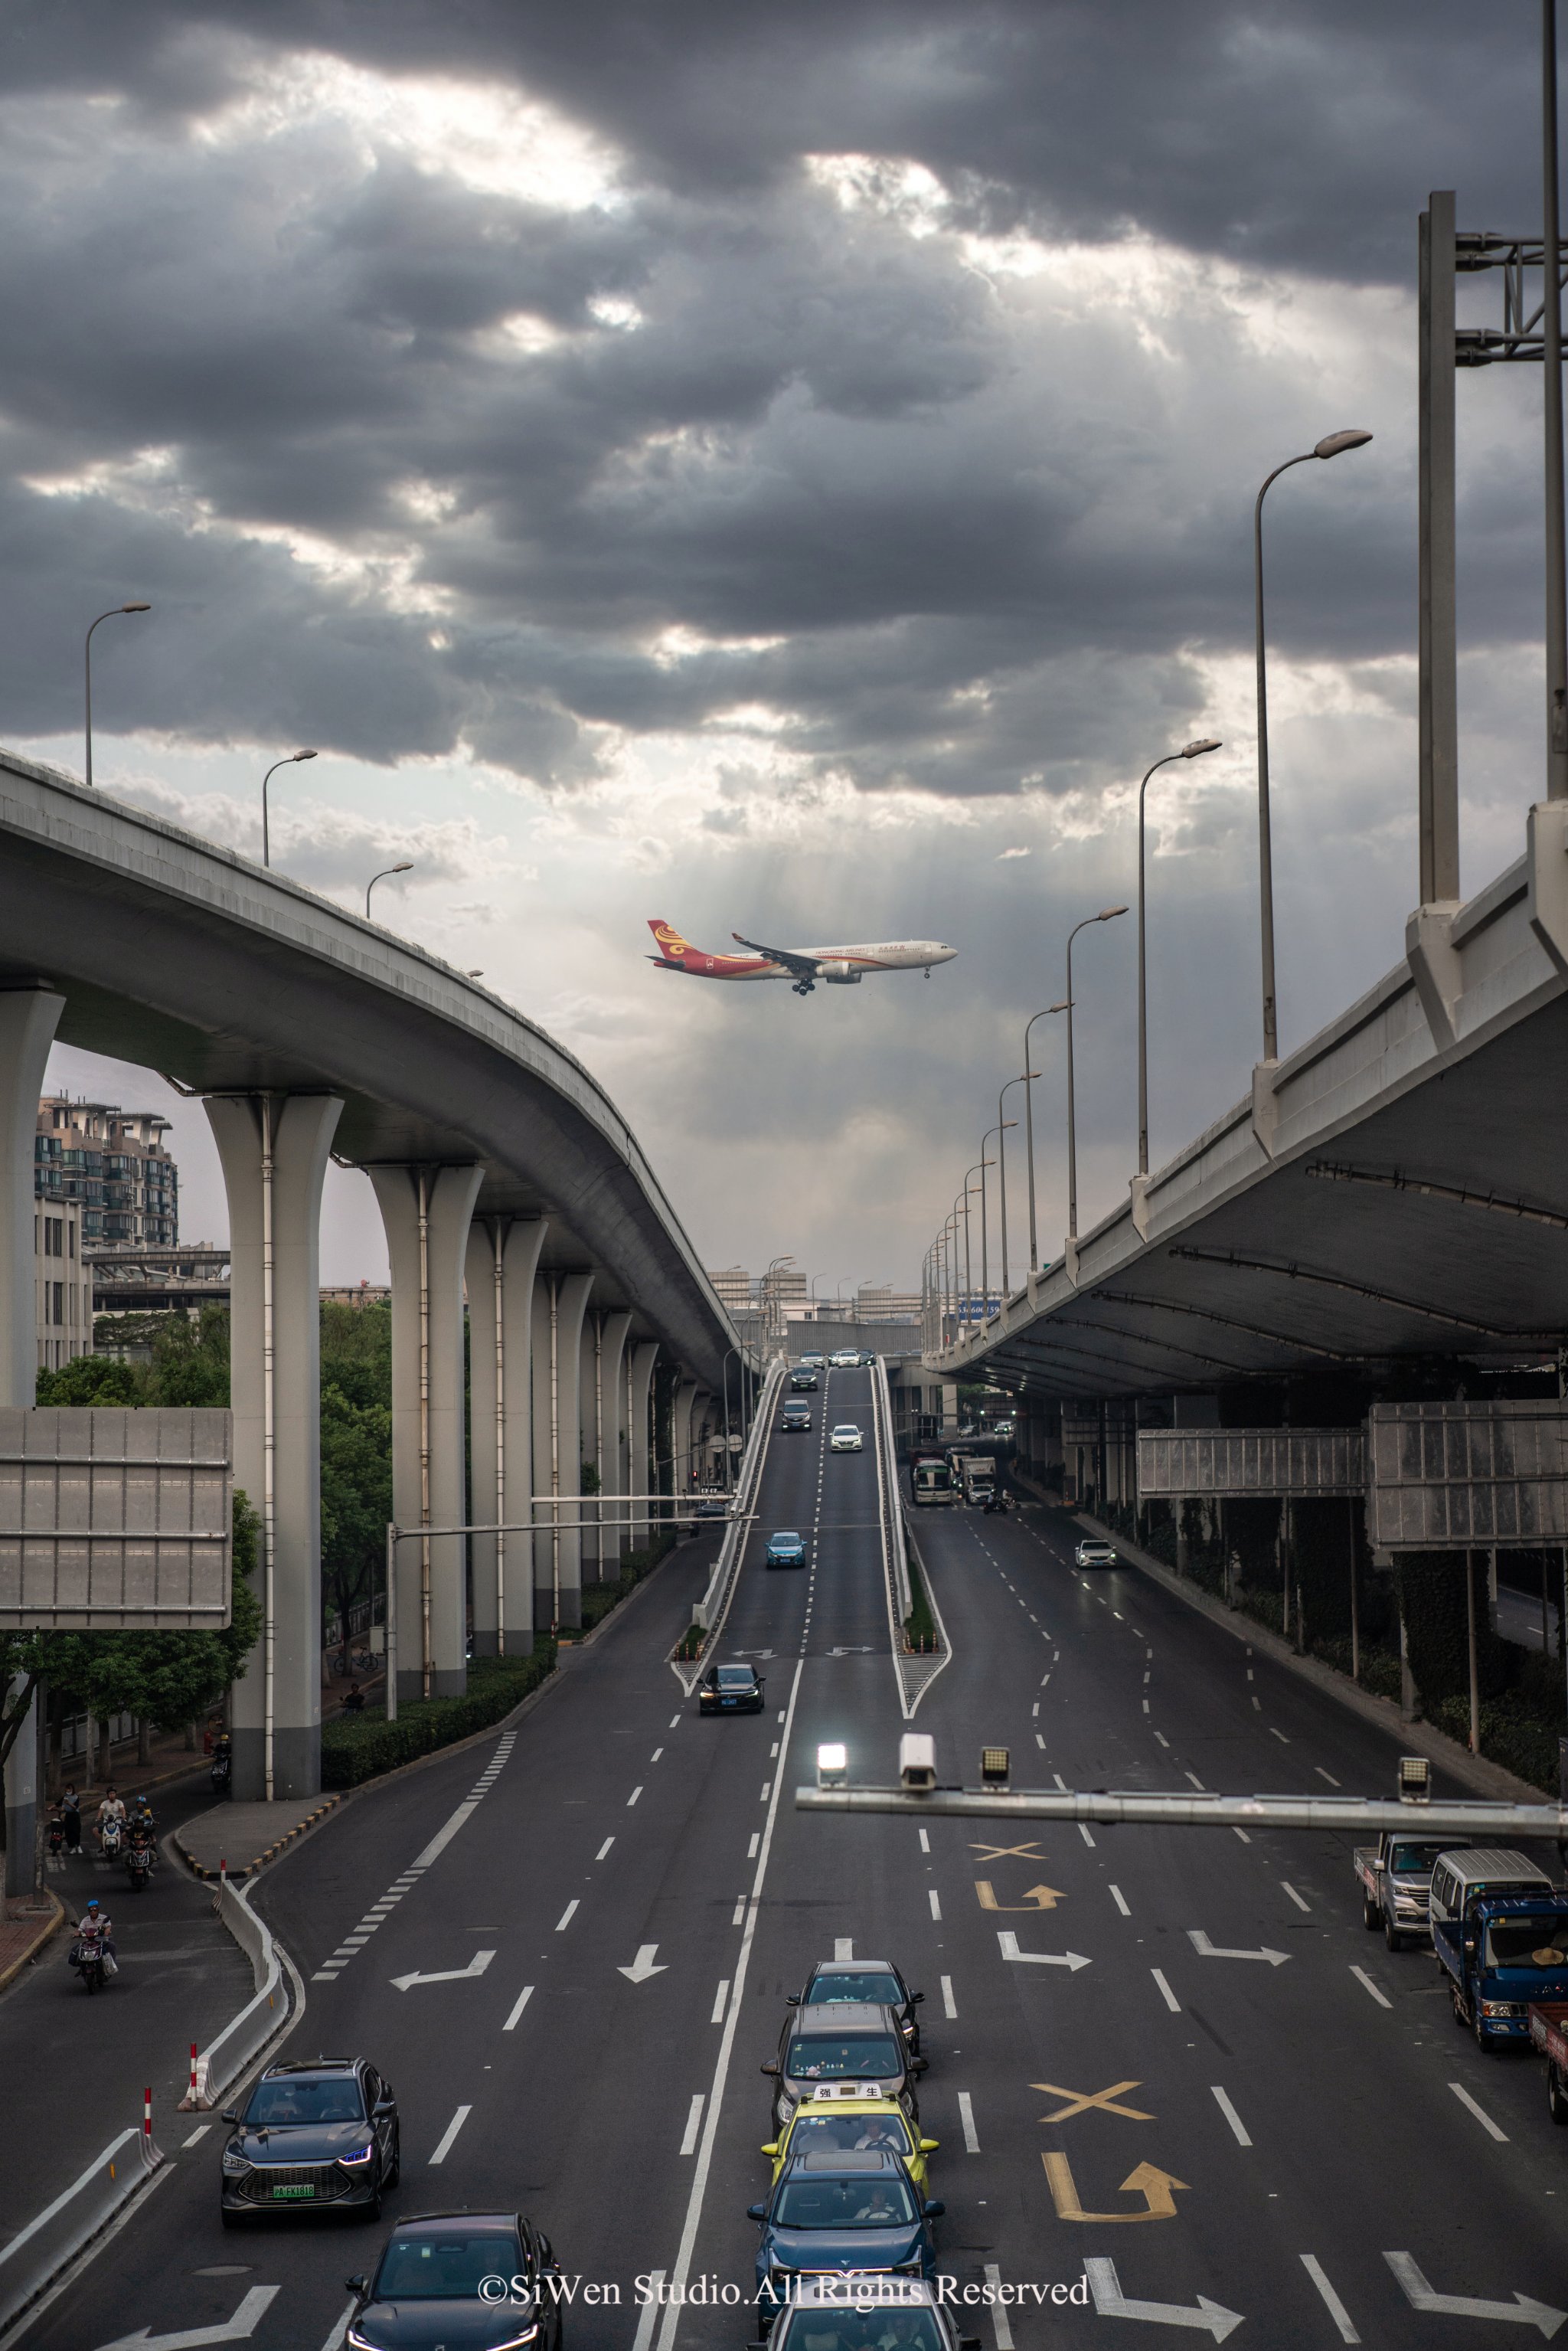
(975, 1880, 1063, 1911)
(1042, 2153, 1189, 2222)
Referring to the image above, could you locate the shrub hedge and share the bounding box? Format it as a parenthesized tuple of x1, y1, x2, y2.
(321, 1646, 557, 1788)
(903, 1555, 938, 1652)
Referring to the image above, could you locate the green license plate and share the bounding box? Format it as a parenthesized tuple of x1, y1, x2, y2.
(273, 2184, 315, 2199)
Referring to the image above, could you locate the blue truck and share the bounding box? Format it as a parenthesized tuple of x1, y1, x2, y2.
(1434, 1890, 1568, 2049)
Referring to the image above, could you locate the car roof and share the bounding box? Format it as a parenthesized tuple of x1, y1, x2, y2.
(387, 2211, 521, 2231)
(261, 2058, 361, 2078)
(783, 2150, 904, 2175)
(808, 1957, 899, 1975)
(783, 2281, 937, 2311)
(788, 2002, 896, 2032)
(1439, 1849, 1554, 1882)
(795, 2088, 903, 2108)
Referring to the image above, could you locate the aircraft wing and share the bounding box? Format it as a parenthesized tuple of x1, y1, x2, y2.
(731, 932, 822, 979)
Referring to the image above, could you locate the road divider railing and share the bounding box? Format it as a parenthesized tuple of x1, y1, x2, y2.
(871, 1356, 913, 1633)
(198, 1875, 292, 2106)
(688, 1356, 786, 1650)
(0, 2114, 164, 2339)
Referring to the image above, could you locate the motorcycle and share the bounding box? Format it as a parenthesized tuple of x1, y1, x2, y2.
(982, 1489, 1011, 1516)
(210, 1741, 231, 1798)
(46, 1813, 64, 1858)
(125, 1825, 154, 1892)
(99, 1816, 123, 1862)
(70, 1928, 108, 1993)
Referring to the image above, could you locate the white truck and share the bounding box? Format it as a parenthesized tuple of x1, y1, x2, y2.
(1351, 1829, 1454, 1950)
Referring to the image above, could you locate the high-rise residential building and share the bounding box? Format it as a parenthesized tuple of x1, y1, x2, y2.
(34, 1097, 180, 1369)
(707, 1266, 754, 1316)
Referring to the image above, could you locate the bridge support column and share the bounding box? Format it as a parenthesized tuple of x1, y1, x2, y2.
(585, 1311, 632, 1581)
(627, 1341, 658, 1551)
(466, 1217, 547, 1657)
(672, 1379, 700, 1506)
(531, 1271, 593, 1630)
(208, 1091, 343, 1800)
(0, 987, 64, 1888)
(371, 1163, 483, 1703)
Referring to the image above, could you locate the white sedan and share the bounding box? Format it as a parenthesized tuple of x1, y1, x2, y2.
(829, 1424, 864, 1453)
(1075, 1537, 1117, 1568)
(829, 1349, 860, 1368)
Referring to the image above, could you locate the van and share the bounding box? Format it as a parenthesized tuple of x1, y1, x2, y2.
(1427, 1849, 1556, 1933)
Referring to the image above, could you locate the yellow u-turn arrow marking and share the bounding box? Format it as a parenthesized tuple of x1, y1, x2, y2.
(975, 1880, 1064, 1911)
(1042, 2153, 1189, 2222)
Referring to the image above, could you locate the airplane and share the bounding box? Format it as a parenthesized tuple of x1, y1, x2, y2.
(646, 919, 957, 997)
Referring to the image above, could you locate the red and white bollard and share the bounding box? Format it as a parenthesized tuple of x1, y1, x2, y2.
(143, 2086, 152, 2147)
(179, 2040, 213, 2111)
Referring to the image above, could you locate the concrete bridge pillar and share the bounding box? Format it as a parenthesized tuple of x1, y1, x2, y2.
(627, 1341, 658, 1551)
(531, 1270, 593, 1630)
(0, 987, 63, 1890)
(370, 1163, 483, 1703)
(672, 1378, 700, 1503)
(207, 1091, 343, 1799)
(466, 1217, 547, 1656)
(584, 1310, 632, 1580)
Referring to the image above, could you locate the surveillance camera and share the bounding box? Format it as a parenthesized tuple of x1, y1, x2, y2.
(900, 1733, 936, 1792)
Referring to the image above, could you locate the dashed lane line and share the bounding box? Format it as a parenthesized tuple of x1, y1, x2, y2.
(958, 2091, 981, 2153)
(942, 1974, 957, 2019)
(1210, 2086, 1252, 2147)
(428, 2104, 472, 2166)
(1300, 2255, 1361, 2345)
(1350, 1966, 1392, 2009)
(1449, 2081, 1508, 2141)
(1152, 1969, 1181, 2013)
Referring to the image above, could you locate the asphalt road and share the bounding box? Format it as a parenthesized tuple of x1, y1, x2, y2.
(13, 1368, 1568, 2351)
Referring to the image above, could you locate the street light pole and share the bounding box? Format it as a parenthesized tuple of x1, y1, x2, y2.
(365, 860, 413, 919)
(1137, 739, 1222, 1176)
(1023, 1002, 1069, 1273)
(83, 603, 151, 789)
(260, 748, 318, 869)
(978, 1124, 1014, 1311)
(1545, 0, 1568, 797)
(1253, 430, 1373, 1061)
(1064, 907, 1128, 1245)
(996, 1075, 1037, 1298)
(959, 1167, 983, 1326)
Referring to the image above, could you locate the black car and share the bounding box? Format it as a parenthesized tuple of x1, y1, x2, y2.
(345, 2210, 564, 2351)
(700, 1662, 766, 1715)
(748, 2152, 943, 2329)
(763, 2001, 923, 2132)
(789, 1369, 818, 1391)
(220, 2058, 399, 2225)
(781, 1404, 812, 1432)
(789, 1958, 926, 2058)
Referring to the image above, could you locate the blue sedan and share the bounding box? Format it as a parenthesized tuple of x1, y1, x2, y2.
(766, 1530, 808, 1569)
(749, 2151, 942, 2330)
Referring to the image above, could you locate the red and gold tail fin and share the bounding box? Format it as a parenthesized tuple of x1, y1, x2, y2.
(647, 917, 694, 962)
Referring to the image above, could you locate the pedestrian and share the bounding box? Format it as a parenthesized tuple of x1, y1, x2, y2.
(61, 1784, 81, 1852)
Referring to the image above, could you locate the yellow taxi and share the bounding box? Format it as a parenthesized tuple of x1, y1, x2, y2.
(760, 2084, 939, 2191)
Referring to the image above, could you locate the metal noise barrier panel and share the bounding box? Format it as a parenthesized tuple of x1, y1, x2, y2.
(0, 1406, 234, 1628)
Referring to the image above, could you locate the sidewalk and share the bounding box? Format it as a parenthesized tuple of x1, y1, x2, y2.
(0, 1892, 63, 1996)
(175, 1794, 341, 1880)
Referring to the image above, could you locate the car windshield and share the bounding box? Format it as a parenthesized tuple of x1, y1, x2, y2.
(773, 1534, 802, 1546)
(1389, 1843, 1449, 1875)
(243, 2076, 363, 2125)
(773, 2176, 918, 2228)
(833, 1427, 859, 1438)
(716, 1668, 754, 1689)
(787, 2035, 900, 2078)
(1485, 1921, 1568, 1969)
(790, 2113, 912, 2158)
(374, 2232, 520, 2300)
(806, 1971, 903, 2008)
(780, 2314, 945, 2351)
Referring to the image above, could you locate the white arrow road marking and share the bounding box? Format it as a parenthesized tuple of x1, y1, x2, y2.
(997, 1931, 1091, 1970)
(1186, 1931, 1289, 1967)
(1384, 2253, 1566, 2336)
(619, 1943, 668, 1983)
(96, 2285, 281, 2351)
(390, 1950, 495, 1991)
(1084, 2258, 1243, 2340)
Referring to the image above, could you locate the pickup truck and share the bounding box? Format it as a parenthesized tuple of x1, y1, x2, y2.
(1351, 1830, 1452, 1950)
(1435, 1893, 1568, 2049)
(1527, 2003, 1568, 2124)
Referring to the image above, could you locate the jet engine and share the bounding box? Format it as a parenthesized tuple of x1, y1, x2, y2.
(822, 963, 861, 984)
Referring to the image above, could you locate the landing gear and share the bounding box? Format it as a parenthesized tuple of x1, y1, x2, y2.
(792, 979, 815, 996)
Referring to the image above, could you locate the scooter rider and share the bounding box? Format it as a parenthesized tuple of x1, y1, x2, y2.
(74, 1897, 118, 1973)
(96, 1787, 126, 1852)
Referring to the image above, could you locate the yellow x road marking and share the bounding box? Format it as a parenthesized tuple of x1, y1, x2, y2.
(1033, 2080, 1153, 2124)
(968, 1841, 1047, 1863)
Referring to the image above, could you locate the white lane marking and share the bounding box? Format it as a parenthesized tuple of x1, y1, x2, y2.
(710, 1980, 730, 2024)
(1079, 1824, 1097, 1848)
(413, 1800, 480, 1870)
(555, 1900, 579, 1931)
(1109, 1885, 1130, 1917)
(1152, 1969, 1181, 2013)
(1113, 1610, 1124, 1620)
(929, 1889, 942, 1921)
(651, 1747, 664, 1763)
(1184, 1771, 1206, 1790)
(428, 2104, 472, 2165)
(1233, 1827, 1251, 1843)
(670, 1715, 681, 1728)
(1350, 1965, 1392, 2009)
(941, 1974, 957, 2019)
(318, 2300, 356, 2351)
(919, 1829, 931, 1853)
(1143, 1672, 1151, 1684)
(748, 1833, 760, 1859)
(1300, 2256, 1360, 2344)
(1314, 1766, 1341, 1787)
(596, 1838, 615, 1861)
(1187, 1931, 1289, 1966)
(760, 1782, 771, 1801)
(653, 1652, 806, 2351)
(958, 2091, 981, 2153)
(1282, 1881, 1311, 1912)
(680, 2094, 705, 2155)
(1269, 1727, 1290, 1744)
(181, 2124, 211, 2148)
(835, 1937, 854, 1960)
(503, 1983, 535, 2031)
(628, 1785, 643, 1806)
(1154, 1731, 1171, 1748)
(1052, 1773, 1068, 1793)
(632, 2277, 667, 2351)
(732, 1899, 746, 1926)
(1252, 1696, 1262, 1710)
(1035, 1733, 1047, 1749)
(769, 1741, 779, 1758)
(1142, 1700, 1151, 1714)
(982, 2264, 1014, 2351)
(1449, 2081, 1509, 2141)
(1210, 2085, 1253, 2147)
(1246, 1669, 1254, 1680)
(1031, 1703, 1040, 1718)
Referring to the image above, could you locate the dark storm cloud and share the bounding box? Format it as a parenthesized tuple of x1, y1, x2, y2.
(0, 1, 1552, 796)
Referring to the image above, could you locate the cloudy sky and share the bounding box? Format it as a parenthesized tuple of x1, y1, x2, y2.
(7, 1, 1560, 1292)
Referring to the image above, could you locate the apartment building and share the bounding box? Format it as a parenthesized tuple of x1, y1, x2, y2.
(34, 1097, 180, 1369)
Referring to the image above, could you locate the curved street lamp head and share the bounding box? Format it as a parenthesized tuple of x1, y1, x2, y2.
(291, 747, 317, 764)
(1047, 999, 1070, 1013)
(119, 603, 152, 615)
(1097, 904, 1129, 921)
(1314, 428, 1374, 460)
(1181, 737, 1222, 758)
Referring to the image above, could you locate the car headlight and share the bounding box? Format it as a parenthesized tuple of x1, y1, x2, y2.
(488, 2327, 541, 2349)
(221, 2148, 250, 2172)
(347, 2330, 383, 2351)
(337, 2143, 375, 2166)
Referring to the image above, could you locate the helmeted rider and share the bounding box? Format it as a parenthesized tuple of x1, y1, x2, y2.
(75, 1897, 118, 1971)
